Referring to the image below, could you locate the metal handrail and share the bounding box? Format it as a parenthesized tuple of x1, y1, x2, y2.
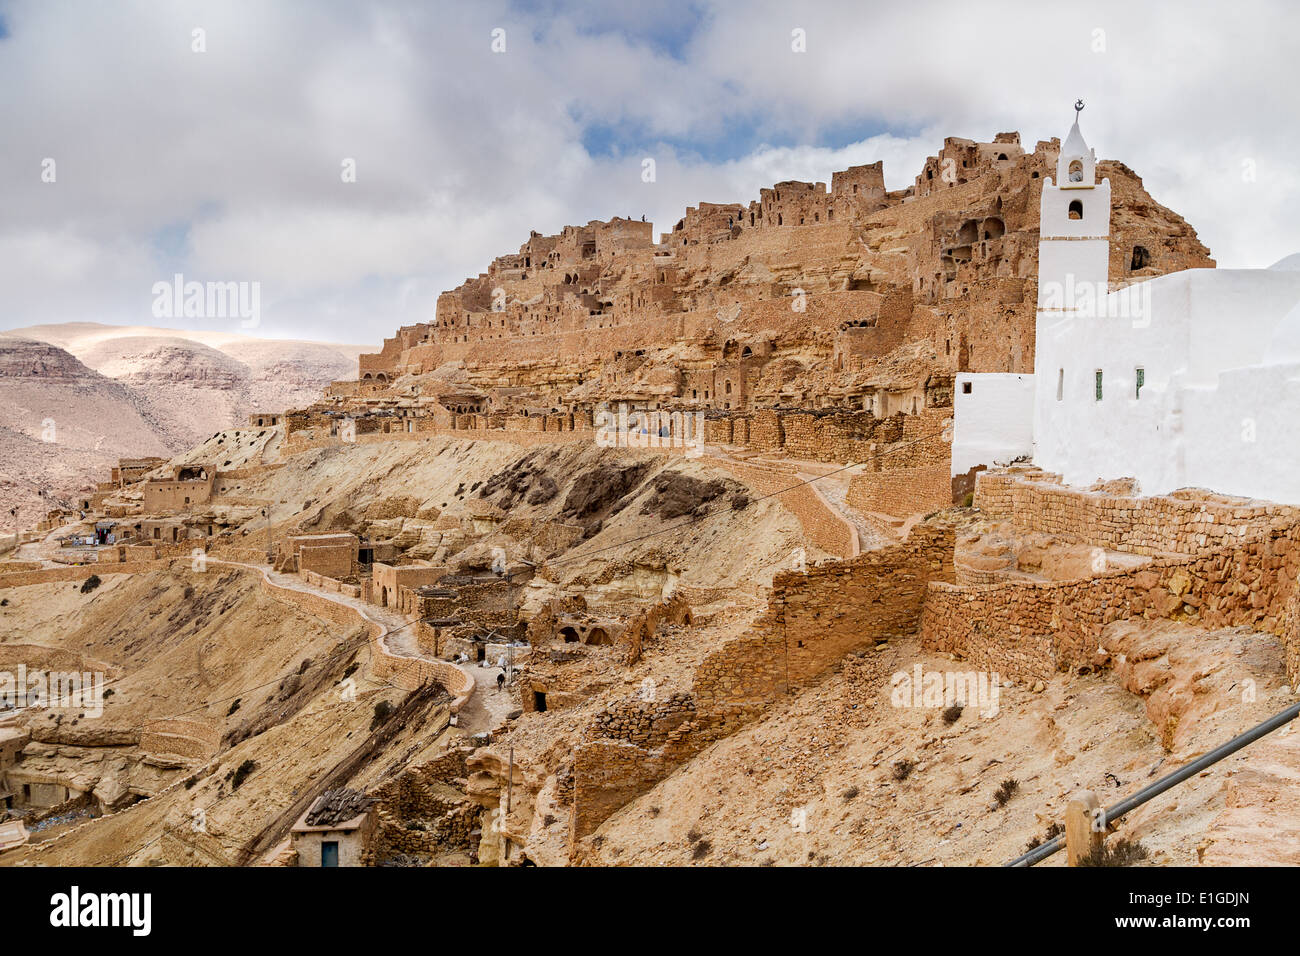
(1006, 699, 1300, 866)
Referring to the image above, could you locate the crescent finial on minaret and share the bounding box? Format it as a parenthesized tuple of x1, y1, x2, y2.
(1075, 99, 1085, 115)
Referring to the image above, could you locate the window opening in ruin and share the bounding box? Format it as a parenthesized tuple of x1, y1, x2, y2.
(533, 691, 547, 712)
(1095, 369, 1103, 401)
(476, 644, 486, 662)
(1130, 245, 1150, 270)
(1135, 367, 1145, 398)
(998, 153, 1008, 161)
(1068, 200, 1083, 220)
(961, 381, 972, 394)
(725, 381, 732, 394)
(560, 626, 580, 643)
(1057, 368, 1064, 401)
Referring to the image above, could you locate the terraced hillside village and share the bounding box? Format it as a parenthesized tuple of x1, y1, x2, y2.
(4, 123, 1300, 869)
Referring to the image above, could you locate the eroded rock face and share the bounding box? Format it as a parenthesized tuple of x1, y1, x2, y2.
(0, 337, 101, 381)
(639, 472, 739, 520)
(342, 130, 1213, 433)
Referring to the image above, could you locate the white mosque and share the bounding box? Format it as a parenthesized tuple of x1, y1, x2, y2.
(952, 106, 1300, 504)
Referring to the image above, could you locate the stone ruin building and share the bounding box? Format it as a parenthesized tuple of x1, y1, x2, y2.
(297, 128, 1210, 446)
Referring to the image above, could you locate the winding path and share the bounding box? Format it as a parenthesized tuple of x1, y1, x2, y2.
(206, 558, 494, 732)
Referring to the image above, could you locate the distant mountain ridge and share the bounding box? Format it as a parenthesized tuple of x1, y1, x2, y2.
(0, 322, 370, 529)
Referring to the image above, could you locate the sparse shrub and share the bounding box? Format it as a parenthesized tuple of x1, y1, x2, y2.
(730, 493, 750, 511)
(80, 575, 101, 593)
(1026, 820, 1065, 851)
(231, 759, 256, 790)
(103, 688, 114, 699)
(341, 662, 359, 680)
(183, 775, 198, 790)
(226, 698, 241, 716)
(1078, 838, 1149, 867)
(994, 778, 1020, 806)
(961, 492, 975, 508)
(686, 826, 702, 843)
(692, 840, 712, 860)
(297, 658, 313, 675)
(892, 758, 916, 781)
(371, 699, 395, 729)
(942, 703, 964, 725)
(842, 786, 859, 801)
(0, 598, 8, 606)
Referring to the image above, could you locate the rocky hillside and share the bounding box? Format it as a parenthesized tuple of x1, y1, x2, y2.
(0, 324, 368, 527)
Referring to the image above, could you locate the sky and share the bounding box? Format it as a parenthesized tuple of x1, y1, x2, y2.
(1, 0, 1297, 345)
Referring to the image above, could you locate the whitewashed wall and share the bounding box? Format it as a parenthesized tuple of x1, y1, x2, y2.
(1032, 266, 1300, 500)
(951, 373, 1036, 476)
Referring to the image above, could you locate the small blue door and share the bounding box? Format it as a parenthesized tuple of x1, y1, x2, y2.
(321, 841, 339, 867)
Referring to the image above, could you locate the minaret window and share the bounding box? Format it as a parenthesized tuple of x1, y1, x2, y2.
(1069, 160, 1084, 182)
(1068, 200, 1083, 220)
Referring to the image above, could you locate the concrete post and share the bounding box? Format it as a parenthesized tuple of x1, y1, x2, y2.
(1065, 789, 1104, 866)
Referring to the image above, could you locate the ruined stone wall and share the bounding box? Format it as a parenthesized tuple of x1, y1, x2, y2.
(976, 470, 1300, 556)
(585, 692, 697, 747)
(298, 543, 355, 579)
(922, 522, 1300, 683)
(570, 741, 673, 846)
(1282, 585, 1300, 690)
(847, 463, 953, 516)
(567, 523, 955, 852)
(0, 559, 173, 589)
(694, 523, 955, 707)
(366, 749, 477, 862)
(619, 591, 692, 666)
(713, 458, 857, 558)
(141, 478, 214, 512)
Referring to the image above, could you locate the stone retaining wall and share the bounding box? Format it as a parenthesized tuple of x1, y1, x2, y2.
(713, 459, 857, 559)
(976, 469, 1300, 556)
(847, 462, 952, 516)
(923, 472, 1300, 684)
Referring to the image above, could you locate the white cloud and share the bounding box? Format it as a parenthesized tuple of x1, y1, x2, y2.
(0, 0, 1296, 343)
